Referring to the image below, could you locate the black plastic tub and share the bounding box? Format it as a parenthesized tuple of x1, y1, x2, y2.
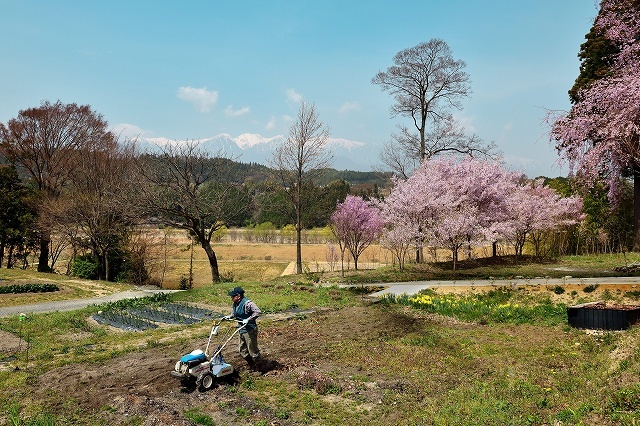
(567, 302, 640, 331)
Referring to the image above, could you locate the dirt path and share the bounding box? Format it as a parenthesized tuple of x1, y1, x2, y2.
(0, 289, 182, 318)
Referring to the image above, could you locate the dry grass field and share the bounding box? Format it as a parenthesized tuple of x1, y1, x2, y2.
(133, 229, 395, 289)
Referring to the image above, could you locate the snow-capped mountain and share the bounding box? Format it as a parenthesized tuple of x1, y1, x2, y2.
(133, 133, 377, 171)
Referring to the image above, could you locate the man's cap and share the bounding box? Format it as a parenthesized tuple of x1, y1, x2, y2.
(227, 286, 245, 297)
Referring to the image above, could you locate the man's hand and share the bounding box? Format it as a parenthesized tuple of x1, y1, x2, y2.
(242, 319, 249, 325)
(222, 315, 232, 320)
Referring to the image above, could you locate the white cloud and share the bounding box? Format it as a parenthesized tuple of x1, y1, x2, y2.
(266, 115, 277, 130)
(286, 88, 303, 103)
(225, 105, 250, 117)
(452, 112, 477, 134)
(110, 123, 151, 139)
(339, 101, 361, 114)
(282, 114, 294, 124)
(177, 86, 218, 112)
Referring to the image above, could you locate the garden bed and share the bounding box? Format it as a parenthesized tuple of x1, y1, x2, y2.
(92, 303, 220, 331)
(567, 301, 640, 330)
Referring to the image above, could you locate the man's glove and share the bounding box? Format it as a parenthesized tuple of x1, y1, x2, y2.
(242, 319, 249, 325)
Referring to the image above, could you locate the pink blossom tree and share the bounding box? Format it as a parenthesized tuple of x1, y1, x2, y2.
(550, 0, 640, 249)
(500, 180, 584, 256)
(381, 157, 522, 269)
(379, 222, 416, 270)
(380, 157, 583, 268)
(330, 195, 384, 274)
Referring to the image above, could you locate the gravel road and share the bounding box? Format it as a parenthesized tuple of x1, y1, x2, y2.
(0, 288, 182, 318)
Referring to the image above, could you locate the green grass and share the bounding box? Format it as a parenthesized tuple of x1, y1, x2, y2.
(3, 253, 640, 424)
(387, 287, 568, 326)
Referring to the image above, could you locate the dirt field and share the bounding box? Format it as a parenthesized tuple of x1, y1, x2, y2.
(15, 306, 404, 425)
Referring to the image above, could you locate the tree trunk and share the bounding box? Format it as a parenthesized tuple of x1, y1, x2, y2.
(492, 241, 498, 258)
(452, 247, 457, 271)
(7, 244, 14, 269)
(634, 167, 640, 251)
(202, 241, 220, 282)
(0, 239, 4, 268)
(37, 234, 51, 272)
(104, 253, 110, 282)
(296, 226, 302, 274)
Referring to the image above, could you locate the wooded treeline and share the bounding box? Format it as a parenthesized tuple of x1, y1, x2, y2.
(0, 100, 634, 286)
(0, 102, 388, 283)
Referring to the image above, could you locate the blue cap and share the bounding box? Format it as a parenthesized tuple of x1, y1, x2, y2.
(227, 286, 244, 297)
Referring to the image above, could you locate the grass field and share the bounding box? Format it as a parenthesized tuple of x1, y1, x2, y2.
(3, 243, 640, 424)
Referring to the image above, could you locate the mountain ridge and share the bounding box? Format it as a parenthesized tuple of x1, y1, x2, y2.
(133, 133, 377, 172)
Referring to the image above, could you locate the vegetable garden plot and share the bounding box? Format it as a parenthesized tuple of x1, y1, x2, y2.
(0, 283, 59, 294)
(92, 311, 158, 332)
(161, 303, 218, 321)
(91, 303, 221, 331)
(126, 307, 200, 325)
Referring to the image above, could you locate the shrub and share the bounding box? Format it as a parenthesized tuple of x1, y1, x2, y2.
(179, 276, 191, 290)
(70, 256, 99, 279)
(584, 284, 599, 293)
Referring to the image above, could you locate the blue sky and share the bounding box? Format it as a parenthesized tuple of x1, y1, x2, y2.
(1, 1, 598, 177)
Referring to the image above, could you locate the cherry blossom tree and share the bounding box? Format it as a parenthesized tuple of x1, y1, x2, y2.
(500, 180, 584, 256)
(330, 195, 384, 274)
(380, 157, 520, 269)
(379, 222, 415, 270)
(550, 0, 640, 249)
(380, 157, 583, 268)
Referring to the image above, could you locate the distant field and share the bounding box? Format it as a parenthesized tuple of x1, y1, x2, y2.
(152, 233, 393, 289)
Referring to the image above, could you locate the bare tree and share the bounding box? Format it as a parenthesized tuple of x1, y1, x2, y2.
(61, 140, 140, 281)
(270, 100, 333, 274)
(0, 100, 115, 272)
(373, 39, 495, 176)
(136, 140, 247, 283)
(384, 116, 498, 178)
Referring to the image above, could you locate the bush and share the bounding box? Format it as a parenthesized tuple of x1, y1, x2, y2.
(584, 284, 599, 293)
(71, 256, 99, 279)
(179, 276, 191, 290)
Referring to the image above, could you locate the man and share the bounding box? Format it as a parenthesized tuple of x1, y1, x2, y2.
(224, 286, 262, 369)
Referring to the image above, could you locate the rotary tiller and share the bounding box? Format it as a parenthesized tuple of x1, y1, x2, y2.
(170, 317, 246, 391)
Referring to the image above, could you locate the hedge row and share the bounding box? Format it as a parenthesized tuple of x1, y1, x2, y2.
(0, 283, 60, 294)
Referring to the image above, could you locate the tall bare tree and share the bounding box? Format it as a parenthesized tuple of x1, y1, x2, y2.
(270, 100, 333, 274)
(373, 39, 495, 177)
(60, 140, 140, 280)
(136, 140, 247, 283)
(382, 115, 497, 179)
(0, 100, 116, 272)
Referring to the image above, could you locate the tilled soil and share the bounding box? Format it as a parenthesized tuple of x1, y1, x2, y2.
(14, 306, 399, 425)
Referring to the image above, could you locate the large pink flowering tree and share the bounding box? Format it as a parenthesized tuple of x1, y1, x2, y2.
(380, 157, 583, 268)
(550, 0, 640, 249)
(330, 195, 384, 273)
(500, 180, 584, 256)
